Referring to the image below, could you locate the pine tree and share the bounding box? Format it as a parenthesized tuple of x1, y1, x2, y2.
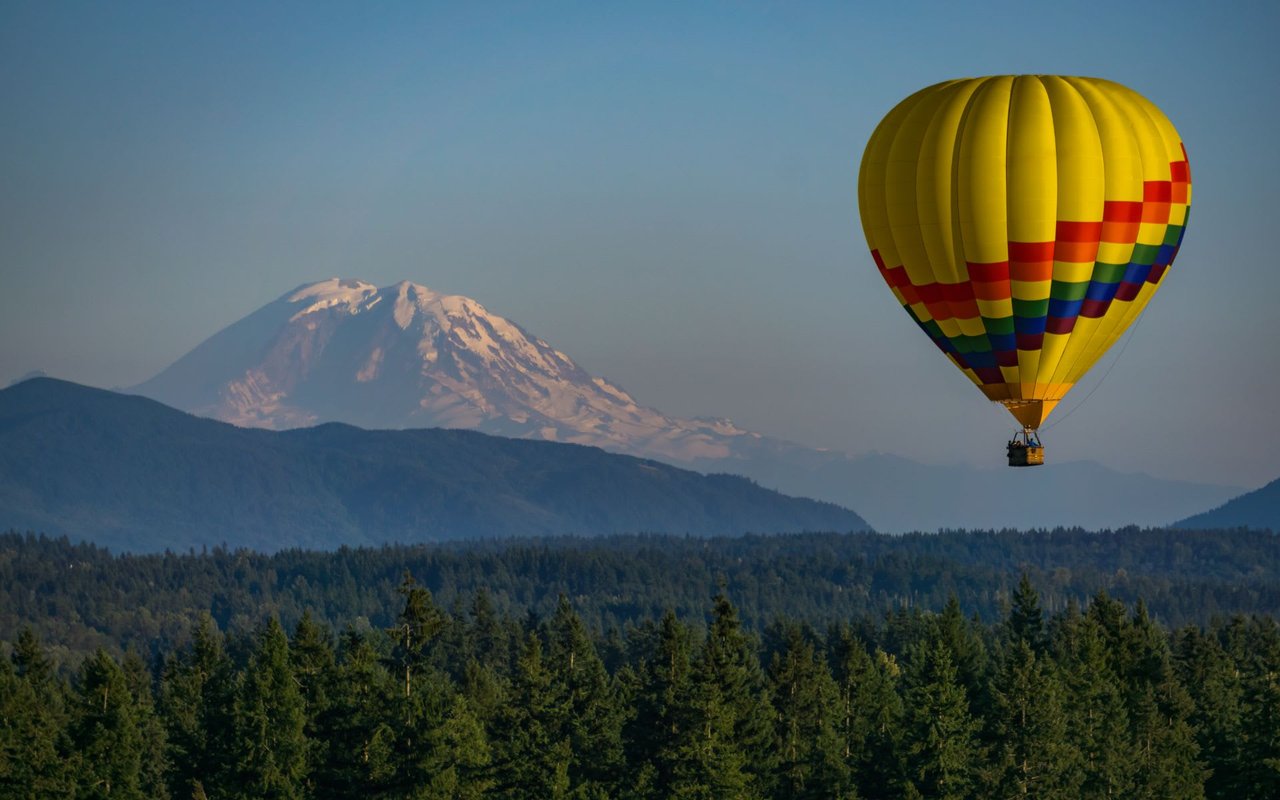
(67, 649, 146, 799)
(1007, 573, 1046, 653)
(831, 631, 904, 799)
(769, 624, 854, 799)
(382, 574, 490, 797)
(621, 611, 696, 799)
(232, 618, 309, 800)
(1056, 610, 1136, 799)
(390, 573, 447, 702)
(684, 592, 777, 798)
(987, 640, 1079, 799)
(492, 633, 571, 799)
(159, 614, 236, 800)
(902, 639, 979, 800)
(1175, 625, 1245, 800)
(12, 627, 55, 687)
(121, 651, 170, 800)
(468, 588, 514, 674)
(291, 611, 336, 796)
(313, 627, 397, 796)
(0, 644, 73, 798)
(544, 594, 624, 797)
(1125, 603, 1206, 800)
(936, 595, 990, 716)
(1237, 618, 1280, 799)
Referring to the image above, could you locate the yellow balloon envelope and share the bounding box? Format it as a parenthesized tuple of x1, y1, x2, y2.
(858, 76, 1190, 430)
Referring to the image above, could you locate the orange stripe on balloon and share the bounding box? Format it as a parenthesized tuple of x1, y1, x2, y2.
(1101, 221, 1140, 244)
(1054, 240, 1099, 263)
(1141, 203, 1170, 224)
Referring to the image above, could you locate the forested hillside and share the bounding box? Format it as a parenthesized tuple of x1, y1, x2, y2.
(1177, 474, 1280, 531)
(0, 378, 867, 552)
(4, 578, 1279, 799)
(2, 527, 1278, 660)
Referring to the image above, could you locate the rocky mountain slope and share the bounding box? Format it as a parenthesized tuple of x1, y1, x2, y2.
(131, 279, 1242, 531)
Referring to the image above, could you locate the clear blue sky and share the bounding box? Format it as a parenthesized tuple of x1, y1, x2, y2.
(2, 1, 1277, 488)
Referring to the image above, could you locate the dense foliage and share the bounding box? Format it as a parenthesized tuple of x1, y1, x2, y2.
(3, 576, 1279, 799)
(2, 527, 1278, 662)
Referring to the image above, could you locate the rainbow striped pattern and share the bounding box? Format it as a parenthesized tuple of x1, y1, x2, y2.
(858, 76, 1190, 429)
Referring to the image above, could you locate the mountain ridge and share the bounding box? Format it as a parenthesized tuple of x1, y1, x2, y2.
(0, 377, 869, 552)
(129, 278, 1243, 531)
(1174, 476, 1280, 531)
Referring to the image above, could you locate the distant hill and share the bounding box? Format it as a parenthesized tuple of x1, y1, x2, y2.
(719, 448, 1244, 532)
(1175, 476, 1280, 531)
(129, 278, 1242, 532)
(0, 378, 869, 552)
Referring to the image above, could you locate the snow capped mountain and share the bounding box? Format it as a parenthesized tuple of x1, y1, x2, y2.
(132, 278, 1241, 533)
(134, 278, 753, 462)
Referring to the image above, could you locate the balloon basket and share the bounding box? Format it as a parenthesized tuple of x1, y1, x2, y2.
(1007, 427, 1044, 468)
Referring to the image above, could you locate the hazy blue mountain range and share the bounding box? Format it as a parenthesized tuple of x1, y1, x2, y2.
(0, 378, 868, 552)
(129, 278, 1242, 531)
(1175, 475, 1280, 531)
(707, 446, 1245, 533)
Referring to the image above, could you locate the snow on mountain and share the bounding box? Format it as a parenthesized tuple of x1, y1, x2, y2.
(134, 279, 748, 462)
(132, 278, 1243, 533)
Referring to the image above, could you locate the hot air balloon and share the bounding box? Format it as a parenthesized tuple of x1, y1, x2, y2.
(857, 76, 1190, 466)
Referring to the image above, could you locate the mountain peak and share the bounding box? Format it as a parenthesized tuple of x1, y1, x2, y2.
(129, 278, 1245, 532)
(133, 279, 740, 461)
(284, 278, 379, 322)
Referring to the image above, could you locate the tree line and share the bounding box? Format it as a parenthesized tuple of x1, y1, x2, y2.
(3, 527, 1278, 661)
(3, 575, 1279, 799)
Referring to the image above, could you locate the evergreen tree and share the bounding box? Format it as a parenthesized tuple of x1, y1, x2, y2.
(831, 631, 904, 799)
(390, 573, 447, 701)
(936, 595, 990, 717)
(291, 611, 336, 795)
(232, 618, 309, 800)
(1056, 610, 1136, 799)
(492, 633, 571, 799)
(902, 639, 979, 800)
(12, 627, 55, 687)
(1007, 573, 1046, 653)
(683, 592, 777, 798)
(121, 651, 170, 800)
(67, 649, 146, 799)
(0, 644, 73, 798)
(468, 588, 514, 674)
(159, 614, 236, 800)
(383, 574, 489, 797)
(544, 594, 624, 797)
(621, 611, 696, 799)
(769, 624, 854, 799)
(669, 684, 752, 799)
(987, 640, 1079, 799)
(1175, 625, 1244, 800)
(1237, 618, 1280, 799)
(460, 655, 508, 738)
(1124, 603, 1205, 800)
(313, 628, 396, 796)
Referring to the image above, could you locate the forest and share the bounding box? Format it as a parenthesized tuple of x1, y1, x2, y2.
(3, 572, 1279, 799)
(2, 527, 1278, 660)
